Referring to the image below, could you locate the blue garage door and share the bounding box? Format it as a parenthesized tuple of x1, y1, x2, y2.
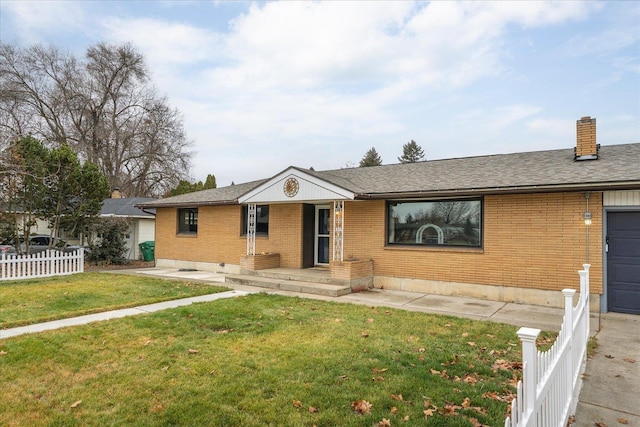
(607, 211, 640, 314)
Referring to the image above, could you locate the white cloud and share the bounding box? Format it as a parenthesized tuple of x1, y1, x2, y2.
(1, 0, 87, 44)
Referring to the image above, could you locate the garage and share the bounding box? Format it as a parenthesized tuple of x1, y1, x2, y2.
(607, 211, 640, 314)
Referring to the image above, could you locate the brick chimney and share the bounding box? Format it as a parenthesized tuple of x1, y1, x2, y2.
(575, 116, 598, 160)
(111, 188, 123, 198)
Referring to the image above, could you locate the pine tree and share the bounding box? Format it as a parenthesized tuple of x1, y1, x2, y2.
(397, 140, 425, 163)
(359, 147, 383, 167)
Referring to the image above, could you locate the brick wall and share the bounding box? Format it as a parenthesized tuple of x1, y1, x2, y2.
(156, 203, 305, 269)
(156, 191, 602, 294)
(343, 192, 602, 294)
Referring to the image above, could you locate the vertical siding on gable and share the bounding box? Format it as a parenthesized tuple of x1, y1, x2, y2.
(343, 192, 603, 294)
(603, 190, 640, 206)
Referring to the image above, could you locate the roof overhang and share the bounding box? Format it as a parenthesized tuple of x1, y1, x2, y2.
(356, 181, 640, 200)
(239, 167, 355, 204)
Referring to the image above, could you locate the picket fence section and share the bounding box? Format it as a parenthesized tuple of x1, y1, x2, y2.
(505, 264, 590, 427)
(0, 248, 85, 280)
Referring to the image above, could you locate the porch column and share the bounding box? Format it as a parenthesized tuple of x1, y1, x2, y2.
(332, 200, 344, 261)
(246, 203, 256, 256)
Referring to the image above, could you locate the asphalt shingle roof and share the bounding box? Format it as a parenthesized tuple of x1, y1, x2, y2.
(101, 197, 156, 217)
(138, 143, 640, 208)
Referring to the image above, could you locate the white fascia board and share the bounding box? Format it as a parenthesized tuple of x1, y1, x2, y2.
(238, 167, 354, 204)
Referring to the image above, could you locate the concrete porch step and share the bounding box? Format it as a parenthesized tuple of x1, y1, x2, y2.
(225, 274, 352, 297)
(240, 268, 334, 285)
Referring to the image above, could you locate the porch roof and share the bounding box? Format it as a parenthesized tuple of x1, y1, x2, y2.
(138, 142, 640, 208)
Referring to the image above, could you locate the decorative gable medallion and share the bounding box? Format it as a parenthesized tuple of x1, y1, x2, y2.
(283, 177, 299, 197)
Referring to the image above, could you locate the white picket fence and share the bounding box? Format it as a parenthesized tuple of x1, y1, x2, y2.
(505, 264, 591, 427)
(0, 248, 85, 280)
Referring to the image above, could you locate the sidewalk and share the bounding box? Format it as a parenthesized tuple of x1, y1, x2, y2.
(2, 268, 637, 426)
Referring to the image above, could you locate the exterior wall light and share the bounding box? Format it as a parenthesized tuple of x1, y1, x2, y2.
(584, 212, 592, 226)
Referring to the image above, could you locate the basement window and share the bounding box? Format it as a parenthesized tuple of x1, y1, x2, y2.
(387, 198, 482, 247)
(177, 208, 198, 235)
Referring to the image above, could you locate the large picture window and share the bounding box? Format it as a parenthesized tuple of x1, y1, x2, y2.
(387, 199, 482, 247)
(241, 205, 269, 236)
(178, 208, 198, 234)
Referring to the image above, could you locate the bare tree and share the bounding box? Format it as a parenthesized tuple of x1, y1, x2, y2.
(0, 42, 192, 197)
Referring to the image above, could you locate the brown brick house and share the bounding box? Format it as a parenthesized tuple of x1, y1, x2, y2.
(138, 117, 640, 314)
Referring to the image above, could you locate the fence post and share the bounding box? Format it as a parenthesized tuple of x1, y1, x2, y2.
(563, 288, 576, 416)
(517, 327, 540, 427)
(79, 247, 85, 273)
(579, 269, 589, 360)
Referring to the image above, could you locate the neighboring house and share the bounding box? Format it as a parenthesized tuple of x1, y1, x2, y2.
(138, 117, 640, 314)
(100, 192, 156, 260)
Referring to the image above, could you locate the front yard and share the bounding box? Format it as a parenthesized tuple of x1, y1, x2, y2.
(0, 273, 227, 328)
(0, 288, 545, 426)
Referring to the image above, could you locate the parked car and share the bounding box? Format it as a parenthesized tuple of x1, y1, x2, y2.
(0, 237, 21, 255)
(0, 243, 17, 255)
(22, 235, 85, 255)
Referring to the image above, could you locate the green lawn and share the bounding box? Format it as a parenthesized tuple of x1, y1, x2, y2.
(0, 293, 546, 426)
(0, 273, 227, 328)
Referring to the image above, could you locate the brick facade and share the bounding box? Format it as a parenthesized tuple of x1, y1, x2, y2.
(155, 190, 602, 295)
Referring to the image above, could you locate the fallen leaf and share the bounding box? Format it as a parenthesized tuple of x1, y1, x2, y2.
(390, 406, 398, 414)
(423, 409, 434, 417)
(0, 351, 7, 356)
(293, 400, 303, 408)
(403, 415, 410, 421)
(462, 397, 471, 408)
(373, 368, 388, 374)
(308, 406, 318, 413)
(161, 366, 169, 371)
(605, 354, 615, 359)
(372, 376, 385, 382)
(595, 422, 607, 427)
(617, 418, 629, 424)
(462, 332, 469, 337)
(352, 399, 372, 414)
(377, 419, 391, 427)
(467, 341, 476, 347)
(361, 332, 369, 338)
(70, 400, 82, 408)
(623, 358, 635, 364)
(188, 349, 199, 354)
(390, 394, 403, 401)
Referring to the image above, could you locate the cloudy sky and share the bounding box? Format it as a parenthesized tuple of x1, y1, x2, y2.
(1, 1, 638, 187)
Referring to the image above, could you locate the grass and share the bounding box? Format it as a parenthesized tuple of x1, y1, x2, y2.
(0, 293, 556, 427)
(0, 273, 227, 328)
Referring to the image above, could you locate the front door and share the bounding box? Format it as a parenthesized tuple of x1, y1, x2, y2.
(315, 206, 330, 265)
(607, 211, 640, 314)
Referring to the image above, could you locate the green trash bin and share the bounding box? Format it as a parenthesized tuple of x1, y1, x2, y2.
(139, 241, 155, 261)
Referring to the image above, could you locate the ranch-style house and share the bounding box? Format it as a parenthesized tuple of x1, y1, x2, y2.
(138, 117, 640, 315)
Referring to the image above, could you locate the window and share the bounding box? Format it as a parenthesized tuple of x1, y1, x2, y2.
(178, 208, 198, 234)
(241, 205, 269, 236)
(387, 199, 482, 247)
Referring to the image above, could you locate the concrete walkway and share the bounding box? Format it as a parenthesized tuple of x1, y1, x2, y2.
(0, 290, 253, 340)
(2, 267, 638, 426)
(572, 313, 640, 426)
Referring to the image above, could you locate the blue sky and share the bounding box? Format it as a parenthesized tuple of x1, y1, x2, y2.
(1, 0, 639, 187)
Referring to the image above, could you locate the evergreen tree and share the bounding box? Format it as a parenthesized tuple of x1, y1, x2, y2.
(398, 140, 425, 163)
(167, 174, 217, 196)
(359, 147, 383, 167)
